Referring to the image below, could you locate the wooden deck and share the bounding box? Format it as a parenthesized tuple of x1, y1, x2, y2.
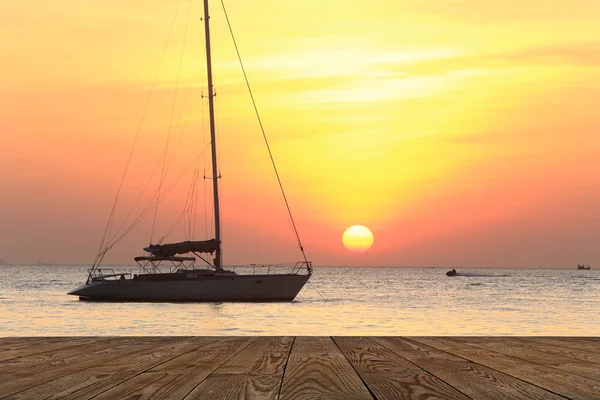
(1, 337, 599, 399)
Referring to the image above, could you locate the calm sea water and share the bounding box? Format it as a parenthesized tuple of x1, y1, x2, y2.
(1, 265, 598, 336)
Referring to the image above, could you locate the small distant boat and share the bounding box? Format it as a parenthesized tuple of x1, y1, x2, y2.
(577, 264, 591, 270)
(446, 269, 457, 276)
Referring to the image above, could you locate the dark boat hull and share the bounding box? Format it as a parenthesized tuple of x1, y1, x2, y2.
(68, 273, 310, 302)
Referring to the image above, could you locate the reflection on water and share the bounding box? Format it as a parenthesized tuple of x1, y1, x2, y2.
(1, 265, 598, 336)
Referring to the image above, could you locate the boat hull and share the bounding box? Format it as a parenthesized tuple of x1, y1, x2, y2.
(68, 274, 310, 302)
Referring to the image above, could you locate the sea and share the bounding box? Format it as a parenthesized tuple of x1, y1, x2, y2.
(1, 265, 598, 336)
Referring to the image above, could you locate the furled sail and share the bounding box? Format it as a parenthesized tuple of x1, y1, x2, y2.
(144, 239, 218, 257)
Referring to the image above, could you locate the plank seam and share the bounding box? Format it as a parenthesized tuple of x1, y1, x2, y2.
(0, 337, 117, 363)
(448, 337, 600, 384)
(277, 336, 296, 400)
(411, 338, 572, 400)
(180, 337, 260, 400)
(0, 337, 157, 400)
(373, 337, 475, 400)
(330, 337, 377, 400)
(500, 337, 600, 367)
(84, 337, 226, 400)
(517, 337, 600, 357)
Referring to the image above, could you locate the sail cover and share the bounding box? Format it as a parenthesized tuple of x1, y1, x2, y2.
(144, 239, 218, 257)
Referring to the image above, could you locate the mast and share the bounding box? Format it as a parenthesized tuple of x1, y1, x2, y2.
(202, 0, 222, 270)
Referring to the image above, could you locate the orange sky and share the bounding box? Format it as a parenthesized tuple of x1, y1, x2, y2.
(1, 0, 600, 267)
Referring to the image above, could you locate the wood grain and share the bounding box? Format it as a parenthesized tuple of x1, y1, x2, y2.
(7, 337, 215, 400)
(518, 337, 600, 355)
(186, 336, 294, 400)
(1, 337, 599, 400)
(375, 337, 564, 400)
(279, 336, 373, 400)
(90, 336, 255, 400)
(413, 337, 600, 400)
(0, 337, 110, 362)
(0, 337, 167, 398)
(333, 336, 471, 400)
(450, 336, 600, 381)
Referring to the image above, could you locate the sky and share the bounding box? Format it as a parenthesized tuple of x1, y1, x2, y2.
(1, 0, 600, 267)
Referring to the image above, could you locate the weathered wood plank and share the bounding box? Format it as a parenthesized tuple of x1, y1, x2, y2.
(413, 337, 600, 400)
(280, 336, 373, 400)
(451, 336, 600, 381)
(333, 336, 471, 400)
(0, 337, 172, 398)
(375, 337, 563, 400)
(0, 337, 127, 376)
(185, 336, 294, 400)
(7, 337, 219, 400)
(0, 337, 109, 362)
(1, 337, 599, 400)
(518, 337, 600, 355)
(89, 337, 256, 400)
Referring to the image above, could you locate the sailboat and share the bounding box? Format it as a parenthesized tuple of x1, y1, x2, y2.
(68, 0, 312, 302)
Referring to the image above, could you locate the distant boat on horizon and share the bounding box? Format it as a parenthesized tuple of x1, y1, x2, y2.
(68, 0, 312, 302)
(577, 264, 591, 270)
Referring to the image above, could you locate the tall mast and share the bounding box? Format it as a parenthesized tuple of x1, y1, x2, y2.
(202, 0, 222, 270)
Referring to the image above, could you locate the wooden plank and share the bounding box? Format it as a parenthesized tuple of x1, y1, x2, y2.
(7, 337, 219, 400)
(333, 336, 471, 400)
(450, 337, 600, 381)
(0, 337, 108, 362)
(412, 337, 600, 400)
(0, 337, 60, 355)
(375, 337, 564, 400)
(0, 337, 47, 350)
(0, 337, 121, 376)
(280, 336, 373, 400)
(518, 337, 600, 355)
(186, 336, 293, 400)
(0, 337, 171, 397)
(90, 337, 256, 400)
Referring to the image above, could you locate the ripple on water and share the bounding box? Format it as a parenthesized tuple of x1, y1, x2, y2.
(1, 266, 599, 335)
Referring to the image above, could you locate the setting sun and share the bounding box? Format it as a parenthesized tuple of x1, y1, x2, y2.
(342, 225, 374, 252)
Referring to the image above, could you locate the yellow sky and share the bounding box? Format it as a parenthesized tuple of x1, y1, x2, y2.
(1, 0, 600, 267)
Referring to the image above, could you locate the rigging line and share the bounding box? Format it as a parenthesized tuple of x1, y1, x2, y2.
(168, 75, 202, 165)
(131, 149, 207, 245)
(92, 0, 186, 270)
(203, 168, 209, 238)
(104, 151, 165, 250)
(182, 166, 198, 241)
(101, 143, 212, 255)
(201, 90, 209, 239)
(189, 170, 197, 238)
(159, 165, 198, 243)
(188, 168, 199, 240)
(220, 0, 309, 264)
(104, 73, 201, 249)
(192, 166, 201, 239)
(104, 75, 201, 247)
(189, 167, 200, 240)
(181, 170, 192, 240)
(175, 79, 203, 240)
(150, 0, 193, 245)
(308, 281, 328, 302)
(159, 205, 189, 244)
(218, 176, 224, 266)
